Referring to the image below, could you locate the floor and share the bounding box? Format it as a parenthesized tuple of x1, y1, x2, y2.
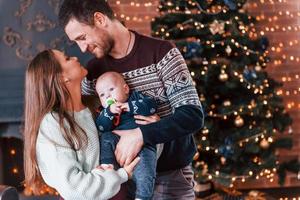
(197, 187, 300, 200)
(18, 187, 300, 200)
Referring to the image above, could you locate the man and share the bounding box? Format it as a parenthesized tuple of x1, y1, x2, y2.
(58, 0, 204, 199)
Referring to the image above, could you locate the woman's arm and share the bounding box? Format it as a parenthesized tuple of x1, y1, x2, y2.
(36, 142, 127, 200)
(36, 114, 127, 200)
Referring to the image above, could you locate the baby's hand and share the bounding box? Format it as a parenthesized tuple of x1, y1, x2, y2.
(96, 164, 114, 170)
(120, 102, 130, 112)
(109, 102, 122, 114)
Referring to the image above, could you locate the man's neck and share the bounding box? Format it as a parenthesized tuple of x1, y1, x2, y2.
(109, 21, 135, 59)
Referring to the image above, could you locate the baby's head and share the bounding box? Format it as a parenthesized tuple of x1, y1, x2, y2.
(95, 71, 130, 108)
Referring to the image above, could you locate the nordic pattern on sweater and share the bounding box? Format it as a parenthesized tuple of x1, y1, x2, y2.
(81, 32, 204, 172)
(82, 48, 201, 117)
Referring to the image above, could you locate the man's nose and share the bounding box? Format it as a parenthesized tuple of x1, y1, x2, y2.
(78, 42, 87, 53)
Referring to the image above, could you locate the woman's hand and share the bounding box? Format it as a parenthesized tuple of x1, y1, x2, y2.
(134, 114, 160, 125)
(123, 157, 140, 178)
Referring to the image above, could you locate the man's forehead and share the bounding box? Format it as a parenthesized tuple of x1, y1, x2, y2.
(65, 19, 86, 40)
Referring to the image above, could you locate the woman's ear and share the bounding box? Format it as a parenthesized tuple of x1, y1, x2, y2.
(93, 12, 106, 27)
(124, 84, 130, 94)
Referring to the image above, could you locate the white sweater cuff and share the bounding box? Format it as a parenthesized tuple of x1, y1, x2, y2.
(117, 168, 128, 183)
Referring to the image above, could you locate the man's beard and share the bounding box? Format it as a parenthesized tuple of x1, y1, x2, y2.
(102, 37, 114, 56)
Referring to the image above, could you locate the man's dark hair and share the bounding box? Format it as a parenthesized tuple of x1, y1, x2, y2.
(58, 0, 115, 28)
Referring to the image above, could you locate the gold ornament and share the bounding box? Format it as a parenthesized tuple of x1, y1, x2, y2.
(219, 71, 229, 81)
(202, 164, 208, 175)
(220, 157, 226, 165)
(193, 152, 200, 160)
(200, 94, 206, 101)
(223, 100, 231, 106)
(202, 128, 209, 135)
(225, 45, 232, 55)
(255, 65, 262, 71)
(234, 116, 244, 127)
(260, 139, 269, 149)
(288, 126, 293, 134)
(253, 156, 259, 163)
(202, 60, 209, 65)
(194, 161, 201, 168)
(250, 99, 257, 108)
(265, 110, 272, 118)
(209, 20, 225, 35)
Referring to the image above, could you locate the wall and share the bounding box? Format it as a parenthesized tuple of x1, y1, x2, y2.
(110, 0, 159, 35)
(242, 0, 300, 189)
(110, 0, 300, 188)
(0, 0, 91, 134)
(0, 0, 91, 185)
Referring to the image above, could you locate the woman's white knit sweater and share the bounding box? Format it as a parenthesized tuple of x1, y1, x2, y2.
(36, 108, 128, 200)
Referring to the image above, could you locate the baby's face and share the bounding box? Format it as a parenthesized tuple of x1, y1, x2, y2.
(96, 76, 129, 108)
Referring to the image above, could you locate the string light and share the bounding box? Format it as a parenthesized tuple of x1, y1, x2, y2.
(10, 149, 16, 155)
(11, 167, 18, 174)
(115, 1, 154, 7)
(246, 1, 300, 110)
(112, 1, 158, 23)
(201, 166, 282, 186)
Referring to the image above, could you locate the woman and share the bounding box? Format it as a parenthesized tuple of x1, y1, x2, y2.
(23, 49, 139, 200)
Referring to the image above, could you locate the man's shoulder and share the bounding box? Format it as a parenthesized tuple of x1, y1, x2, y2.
(137, 32, 175, 55)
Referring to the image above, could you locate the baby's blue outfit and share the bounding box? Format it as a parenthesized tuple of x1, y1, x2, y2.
(96, 91, 157, 200)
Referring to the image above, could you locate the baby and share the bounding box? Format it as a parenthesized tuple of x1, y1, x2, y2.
(95, 71, 158, 200)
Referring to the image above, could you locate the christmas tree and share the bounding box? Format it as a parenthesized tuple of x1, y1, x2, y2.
(151, 0, 300, 190)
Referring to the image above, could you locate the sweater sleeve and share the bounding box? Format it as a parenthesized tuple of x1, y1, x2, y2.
(140, 47, 204, 145)
(36, 115, 128, 200)
(95, 108, 115, 132)
(140, 105, 203, 145)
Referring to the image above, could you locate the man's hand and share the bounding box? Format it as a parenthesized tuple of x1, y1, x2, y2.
(113, 128, 144, 167)
(134, 114, 160, 125)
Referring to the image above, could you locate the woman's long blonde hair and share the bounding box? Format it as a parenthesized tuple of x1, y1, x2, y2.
(23, 49, 87, 194)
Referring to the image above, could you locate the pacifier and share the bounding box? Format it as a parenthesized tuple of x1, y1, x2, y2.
(106, 97, 116, 106)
